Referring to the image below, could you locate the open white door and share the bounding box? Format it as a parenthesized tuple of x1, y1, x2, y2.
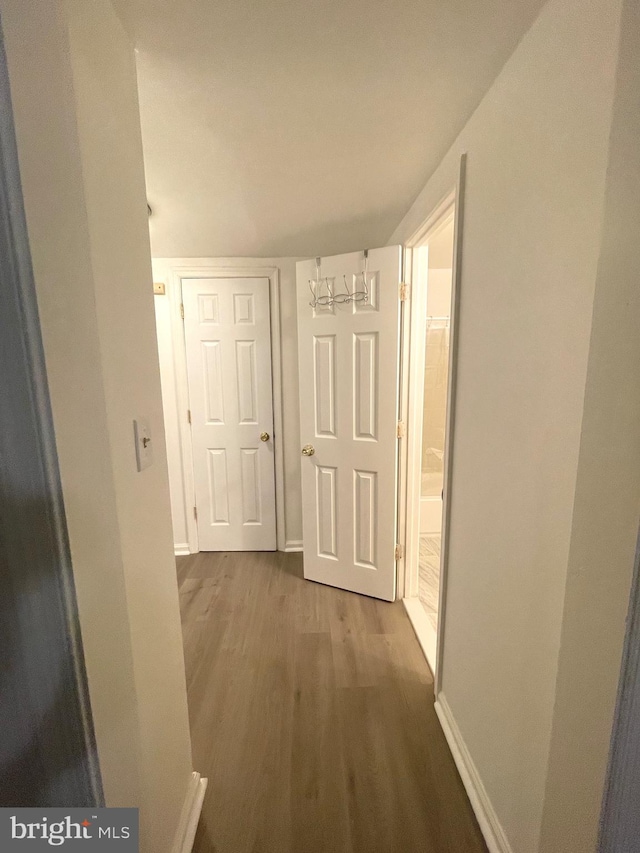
(296, 246, 402, 601)
(183, 277, 277, 551)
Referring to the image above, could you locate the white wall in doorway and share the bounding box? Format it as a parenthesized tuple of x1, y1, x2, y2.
(153, 256, 305, 552)
(423, 268, 453, 317)
(420, 239, 454, 534)
(390, 0, 627, 850)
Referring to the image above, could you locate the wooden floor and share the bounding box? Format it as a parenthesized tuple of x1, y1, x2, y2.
(177, 550, 487, 853)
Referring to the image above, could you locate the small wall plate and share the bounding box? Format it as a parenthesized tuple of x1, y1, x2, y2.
(153, 281, 166, 295)
(133, 418, 153, 471)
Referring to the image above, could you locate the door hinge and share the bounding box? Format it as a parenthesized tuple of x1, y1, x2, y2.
(187, 409, 192, 425)
(180, 303, 185, 320)
(193, 506, 198, 521)
(395, 543, 404, 561)
(397, 420, 406, 438)
(399, 282, 409, 301)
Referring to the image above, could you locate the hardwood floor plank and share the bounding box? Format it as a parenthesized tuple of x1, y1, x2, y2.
(291, 631, 351, 853)
(177, 550, 487, 853)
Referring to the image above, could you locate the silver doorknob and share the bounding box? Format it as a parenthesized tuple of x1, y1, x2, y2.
(260, 431, 270, 442)
(301, 444, 315, 456)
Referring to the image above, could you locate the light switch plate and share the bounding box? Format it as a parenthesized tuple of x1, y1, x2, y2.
(133, 418, 153, 471)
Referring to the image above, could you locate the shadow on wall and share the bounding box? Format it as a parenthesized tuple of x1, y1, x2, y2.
(0, 486, 101, 807)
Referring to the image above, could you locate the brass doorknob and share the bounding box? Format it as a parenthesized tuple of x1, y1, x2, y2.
(301, 444, 315, 456)
(260, 432, 270, 442)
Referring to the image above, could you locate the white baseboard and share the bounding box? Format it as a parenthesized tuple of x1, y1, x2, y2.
(435, 694, 512, 853)
(171, 771, 208, 853)
(174, 544, 190, 556)
(284, 540, 303, 552)
(403, 597, 437, 674)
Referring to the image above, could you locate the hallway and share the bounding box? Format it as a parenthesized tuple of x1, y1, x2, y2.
(177, 551, 487, 853)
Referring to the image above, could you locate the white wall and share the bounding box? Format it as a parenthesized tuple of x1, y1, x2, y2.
(152, 257, 304, 551)
(538, 0, 640, 847)
(0, 1, 194, 850)
(425, 269, 453, 318)
(389, 0, 625, 849)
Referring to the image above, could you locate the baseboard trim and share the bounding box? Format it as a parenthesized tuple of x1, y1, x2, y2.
(284, 540, 303, 552)
(174, 544, 190, 556)
(403, 597, 437, 674)
(171, 771, 208, 853)
(435, 694, 512, 853)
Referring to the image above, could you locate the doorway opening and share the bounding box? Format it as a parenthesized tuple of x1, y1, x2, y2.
(401, 165, 464, 678)
(416, 213, 455, 638)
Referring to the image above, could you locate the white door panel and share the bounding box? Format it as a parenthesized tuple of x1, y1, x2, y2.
(184, 277, 276, 550)
(296, 246, 402, 601)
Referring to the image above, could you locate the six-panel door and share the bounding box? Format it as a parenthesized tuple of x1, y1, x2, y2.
(296, 247, 402, 601)
(183, 277, 277, 550)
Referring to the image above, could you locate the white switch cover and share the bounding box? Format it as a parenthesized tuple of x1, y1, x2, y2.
(133, 418, 153, 471)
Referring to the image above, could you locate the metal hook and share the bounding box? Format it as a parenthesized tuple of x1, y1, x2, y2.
(308, 252, 369, 309)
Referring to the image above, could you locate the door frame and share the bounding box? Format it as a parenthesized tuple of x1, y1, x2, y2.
(0, 28, 102, 804)
(599, 526, 640, 851)
(399, 154, 466, 692)
(166, 262, 286, 553)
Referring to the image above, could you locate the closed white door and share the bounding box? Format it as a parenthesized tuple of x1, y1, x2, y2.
(183, 277, 276, 551)
(296, 246, 402, 601)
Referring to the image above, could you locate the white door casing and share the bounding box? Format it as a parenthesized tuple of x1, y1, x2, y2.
(183, 277, 277, 550)
(296, 246, 402, 601)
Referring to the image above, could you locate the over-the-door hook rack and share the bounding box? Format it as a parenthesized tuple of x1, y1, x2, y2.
(308, 250, 369, 308)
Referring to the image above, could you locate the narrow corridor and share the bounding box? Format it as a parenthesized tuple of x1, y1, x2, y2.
(178, 551, 486, 853)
